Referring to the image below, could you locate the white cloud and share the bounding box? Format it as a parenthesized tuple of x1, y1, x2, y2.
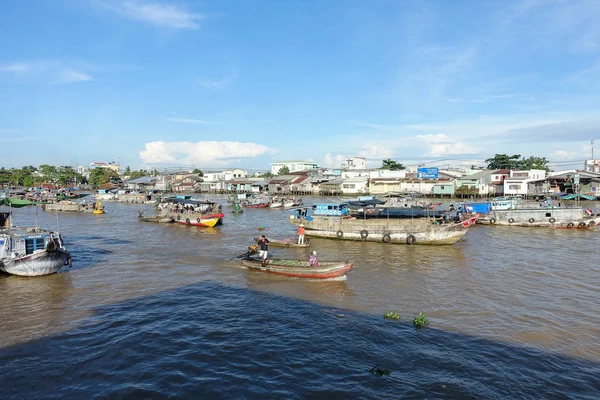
(0, 61, 93, 84)
(198, 69, 239, 89)
(0, 64, 31, 73)
(425, 142, 479, 157)
(358, 144, 394, 159)
(139, 140, 276, 166)
(322, 153, 347, 168)
(98, 0, 206, 29)
(551, 149, 577, 159)
(166, 117, 221, 125)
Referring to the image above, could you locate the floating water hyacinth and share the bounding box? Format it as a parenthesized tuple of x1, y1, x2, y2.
(413, 312, 429, 328)
(369, 365, 391, 376)
(383, 311, 401, 320)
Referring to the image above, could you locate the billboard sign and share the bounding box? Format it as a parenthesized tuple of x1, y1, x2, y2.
(417, 167, 439, 179)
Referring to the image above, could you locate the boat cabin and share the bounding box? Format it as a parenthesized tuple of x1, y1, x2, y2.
(292, 203, 350, 220)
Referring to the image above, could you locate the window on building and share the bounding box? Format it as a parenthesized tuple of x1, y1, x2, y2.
(509, 184, 521, 190)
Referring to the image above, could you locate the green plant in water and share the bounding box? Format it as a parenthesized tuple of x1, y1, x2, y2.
(369, 365, 390, 376)
(413, 312, 429, 328)
(383, 311, 401, 320)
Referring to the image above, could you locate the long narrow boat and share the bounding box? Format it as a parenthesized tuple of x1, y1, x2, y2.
(290, 203, 478, 245)
(241, 257, 353, 279)
(5, 198, 52, 208)
(174, 216, 220, 227)
(138, 215, 174, 223)
(253, 236, 310, 248)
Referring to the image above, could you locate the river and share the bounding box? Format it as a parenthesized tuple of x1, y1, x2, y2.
(1, 197, 599, 399)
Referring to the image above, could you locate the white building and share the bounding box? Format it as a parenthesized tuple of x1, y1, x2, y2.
(341, 156, 366, 170)
(503, 169, 547, 196)
(341, 177, 370, 195)
(584, 159, 600, 173)
(270, 160, 318, 175)
(223, 168, 249, 180)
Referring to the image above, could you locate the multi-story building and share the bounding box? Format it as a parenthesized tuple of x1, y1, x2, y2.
(270, 160, 318, 175)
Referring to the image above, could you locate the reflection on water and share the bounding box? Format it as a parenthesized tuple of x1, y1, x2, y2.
(1, 198, 599, 398)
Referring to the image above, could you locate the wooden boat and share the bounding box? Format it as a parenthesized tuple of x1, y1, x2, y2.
(174, 216, 220, 227)
(253, 237, 310, 248)
(157, 197, 224, 225)
(290, 203, 478, 245)
(476, 206, 600, 229)
(4, 198, 51, 208)
(138, 215, 174, 223)
(0, 212, 72, 277)
(241, 257, 353, 279)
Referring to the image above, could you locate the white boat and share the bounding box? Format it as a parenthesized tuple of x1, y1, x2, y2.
(0, 212, 72, 277)
(269, 196, 285, 208)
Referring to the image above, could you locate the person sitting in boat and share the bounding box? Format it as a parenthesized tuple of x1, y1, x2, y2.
(257, 235, 270, 263)
(296, 224, 305, 244)
(309, 250, 318, 267)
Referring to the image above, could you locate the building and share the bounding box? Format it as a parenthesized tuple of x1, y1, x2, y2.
(89, 161, 121, 174)
(584, 160, 600, 173)
(270, 160, 319, 175)
(341, 156, 366, 170)
(503, 170, 547, 196)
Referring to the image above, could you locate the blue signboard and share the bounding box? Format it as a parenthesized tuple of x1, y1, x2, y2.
(417, 167, 439, 179)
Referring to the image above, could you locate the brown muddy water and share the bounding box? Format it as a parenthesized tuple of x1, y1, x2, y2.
(1, 197, 599, 399)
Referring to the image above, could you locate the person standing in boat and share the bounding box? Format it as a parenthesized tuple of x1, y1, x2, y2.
(296, 223, 305, 244)
(257, 235, 270, 263)
(309, 250, 318, 267)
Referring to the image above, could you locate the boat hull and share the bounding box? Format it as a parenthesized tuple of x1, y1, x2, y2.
(165, 212, 224, 226)
(253, 237, 310, 248)
(241, 258, 353, 279)
(174, 216, 220, 227)
(0, 250, 70, 277)
(476, 208, 600, 229)
(138, 216, 174, 223)
(291, 216, 476, 245)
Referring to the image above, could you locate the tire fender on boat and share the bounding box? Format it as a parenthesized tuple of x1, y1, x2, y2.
(489, 217, 496, 224)
(566, 222, 574, 228)
(185, 218, 190, 225)
(382, 234, 391, 243)
(549, 217, 556, 223)
(46, 240, 58, 252)
(196, 217, 201, 223)
(406, 234, 416, 245)
(528, 218, 535, 223)
(360, 229, 368, 239)
(508, 218, 514, 224)
(177, 215, 181, 221)
(589, 221, 596, 227)
(336, 230, 343, 238)
(578, 221, 586, 228)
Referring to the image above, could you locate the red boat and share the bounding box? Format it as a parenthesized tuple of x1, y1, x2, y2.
(241, 257, 353, 279)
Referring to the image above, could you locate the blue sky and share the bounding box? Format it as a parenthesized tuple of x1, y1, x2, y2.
(1, 0, 599, 172)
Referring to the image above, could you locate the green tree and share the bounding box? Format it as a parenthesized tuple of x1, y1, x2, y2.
(485, 154, 550, 171)
(381, 159, 405, 170)
(260, 172, 273, 178)
(192, 168, 203, 177)
(124, 166, 132, 175)
(277, 166, 290, 175)
(516, 156, 550, 172)
(38, 164, 58, 182)
(485, 154, 521, 170)
(89, 167, 119, 188)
